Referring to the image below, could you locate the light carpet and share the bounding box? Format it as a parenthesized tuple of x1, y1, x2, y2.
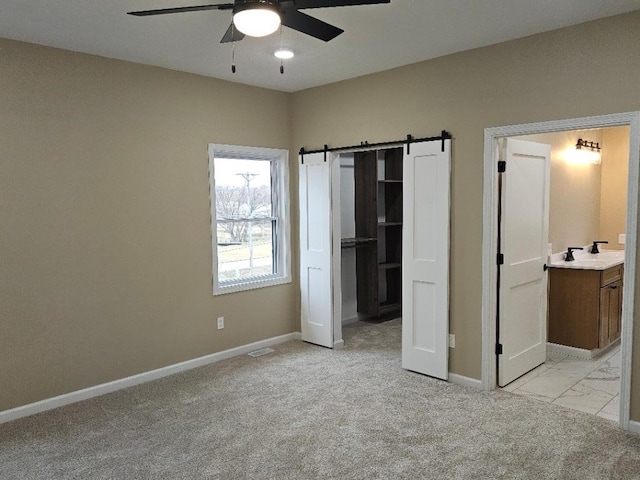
(1, 319, 639, 479)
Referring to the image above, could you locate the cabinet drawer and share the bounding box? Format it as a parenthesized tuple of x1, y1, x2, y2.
(601, 265, 622, 286)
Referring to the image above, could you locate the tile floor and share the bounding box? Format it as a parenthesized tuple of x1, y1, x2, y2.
(502, 345, 621, 422)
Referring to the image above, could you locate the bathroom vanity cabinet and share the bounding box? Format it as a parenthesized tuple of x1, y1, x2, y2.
(548, 264, 623, 351)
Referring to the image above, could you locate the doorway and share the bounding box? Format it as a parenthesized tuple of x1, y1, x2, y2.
(499, 127, 629, 421)
(481, 112, 640, 433)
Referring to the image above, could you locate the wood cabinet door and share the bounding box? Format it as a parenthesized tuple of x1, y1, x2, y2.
(549, 269, 600, 350)
(599, 280, 622, 348)
(599, 286, 611, 349)
(607, 280, 622, 343)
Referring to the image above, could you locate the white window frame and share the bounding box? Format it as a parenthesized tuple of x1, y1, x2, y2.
(208, 143, 291, 295)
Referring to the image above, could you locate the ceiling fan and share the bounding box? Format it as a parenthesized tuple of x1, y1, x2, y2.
(128, 0, 391, 43)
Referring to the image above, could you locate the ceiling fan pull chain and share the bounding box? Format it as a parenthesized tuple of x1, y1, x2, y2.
(279, 25, 284, 75)
(231, 36, 236, 73)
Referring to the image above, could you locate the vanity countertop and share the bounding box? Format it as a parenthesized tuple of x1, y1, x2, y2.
(547, 249, 624, 271)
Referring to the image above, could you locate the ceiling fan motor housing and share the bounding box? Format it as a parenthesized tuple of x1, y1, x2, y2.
(233, 0, 281, 16)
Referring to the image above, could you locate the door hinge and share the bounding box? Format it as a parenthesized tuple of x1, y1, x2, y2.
(498, 160, 506, 173)
(497, 253, 504, 265)
(495, 343, 503, 355)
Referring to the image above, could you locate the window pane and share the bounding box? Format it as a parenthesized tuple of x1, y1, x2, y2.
(214, 157, 275, 284)
(214, 158, 272, 222)
(217, 220, 275, 282)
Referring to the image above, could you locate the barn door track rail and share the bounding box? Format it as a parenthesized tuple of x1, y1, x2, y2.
(299, 130, 452, 163)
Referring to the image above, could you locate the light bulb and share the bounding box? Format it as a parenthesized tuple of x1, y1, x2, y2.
(274, 49, 294, 59)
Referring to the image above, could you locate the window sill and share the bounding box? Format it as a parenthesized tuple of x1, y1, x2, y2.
(214, 275, 292, 296)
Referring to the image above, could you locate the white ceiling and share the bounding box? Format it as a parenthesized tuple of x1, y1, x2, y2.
(1, 0, 639, 92)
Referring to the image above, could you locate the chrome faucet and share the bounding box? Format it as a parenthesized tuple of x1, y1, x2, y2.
(565, 247, 583, 262)
(591, 240, 609, 254)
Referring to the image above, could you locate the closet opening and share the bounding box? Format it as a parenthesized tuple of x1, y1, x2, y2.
(300, 132, 452, 379)
(339, 148, 404, 326)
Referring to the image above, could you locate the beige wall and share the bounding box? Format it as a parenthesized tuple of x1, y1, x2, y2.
(600, 127, 630, 250)
(4, 10, 640, 424)
(518, 130, 603, 254)
(0, 38, 296, 411)
(290, 12, 640, 420)
(519, 126, 629, 254)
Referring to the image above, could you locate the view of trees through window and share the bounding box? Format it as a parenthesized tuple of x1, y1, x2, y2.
(214, 157, 276, 283)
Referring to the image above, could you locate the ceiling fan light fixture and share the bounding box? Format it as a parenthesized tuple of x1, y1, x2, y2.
(233, 1, 281, 38)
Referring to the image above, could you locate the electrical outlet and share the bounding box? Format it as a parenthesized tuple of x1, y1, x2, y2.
(217, 316, 224, 330)
(449, 334, 455, 348)
(619, 234, 626, 245)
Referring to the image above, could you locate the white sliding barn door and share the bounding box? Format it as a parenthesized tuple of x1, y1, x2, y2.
(402, 140, 451, 379)
(498, 139, 550, 386)
(299, 152, 334, 348)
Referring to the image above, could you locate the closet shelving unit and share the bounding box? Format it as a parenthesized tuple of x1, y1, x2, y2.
(342, 146, 403, 320)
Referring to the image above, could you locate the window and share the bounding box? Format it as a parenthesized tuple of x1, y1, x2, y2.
(208, 144, 291, 295)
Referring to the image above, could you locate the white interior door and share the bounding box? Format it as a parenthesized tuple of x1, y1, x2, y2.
(498, 138, 551, 386)
(402, 140, 451, 379)
(299, 152, 333, 348)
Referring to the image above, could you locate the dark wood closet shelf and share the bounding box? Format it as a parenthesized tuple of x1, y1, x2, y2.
(379, 262, 401, 270)
(341, 237, 377, 249)
(378, 222, 402, 227)
(378, 179, 403, 183)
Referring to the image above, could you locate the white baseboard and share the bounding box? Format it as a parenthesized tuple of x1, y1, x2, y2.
(629, 420, 640, 436)
(341, 315, 360, 326)
(0, 332, 301, 424)
(546, 342, 592, 360)
(449, 373, 482, 390)
(547, 340, 619, 360)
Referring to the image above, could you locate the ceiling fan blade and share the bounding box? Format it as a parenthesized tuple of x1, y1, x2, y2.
(220, 23, 245, 43)
(293, 0, 390, 9)
(127, 3, 233, 16)
(281, 10, 344, 42)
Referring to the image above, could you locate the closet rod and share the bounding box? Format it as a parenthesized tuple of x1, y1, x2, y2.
(299, 130, 452, 163)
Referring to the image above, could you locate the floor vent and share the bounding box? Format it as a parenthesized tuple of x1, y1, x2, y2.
(248, 347, 276, 358)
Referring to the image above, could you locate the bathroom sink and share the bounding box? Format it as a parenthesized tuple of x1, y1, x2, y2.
(547, 249, 624, 270)
(575, 256, 620, 263)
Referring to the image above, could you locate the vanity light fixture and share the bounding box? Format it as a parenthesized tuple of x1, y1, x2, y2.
(575, 138, 602, 164)
(575, 138, 601, 152)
